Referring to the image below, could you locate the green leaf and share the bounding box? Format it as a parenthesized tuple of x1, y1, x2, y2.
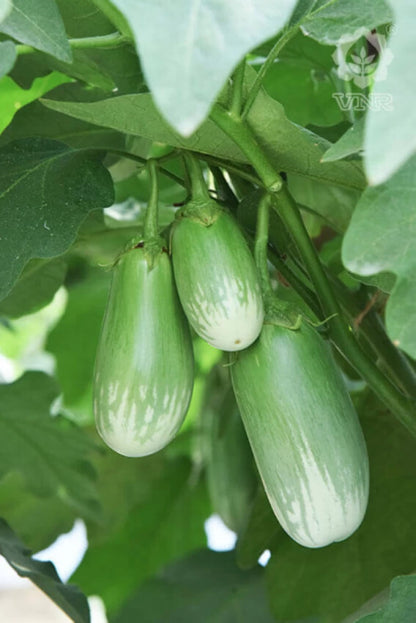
(342, 155, 416, 358)
(301, 0, 392, 45)
(364, 2, 416, 184)
(46, 267, 110, 407)
(0, 99, 126, 151)
(72, 458, 210, 613)
(260, 32, 343, 127)
(0, 137, 114, 301)
(0, 0, 72, 62)
(42, 66, 365, 193)
(0, 40, 16, 77)
(322, 116, 364, 162)
(0, 518, 90, 623)
(352, 575, 416, 623)
(113, 550, 275, 623)
(0, 372, 100, 518)
(288, 173, 361, 232)
(0, 258, 67, 318)
(0, 72, 71, 134)
(0, 471, 76, 552)
(110, 0, 297, 135)
(265, 393, 416, 622)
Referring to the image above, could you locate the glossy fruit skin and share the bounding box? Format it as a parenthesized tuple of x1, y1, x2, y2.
(231, 321, 369, 548)
(204, 388, 257, 534)
(171, 208, 264, 351)
(94, 246, 194, 457)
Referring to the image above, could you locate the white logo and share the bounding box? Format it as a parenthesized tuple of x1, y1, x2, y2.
(332, 29, 394, 89)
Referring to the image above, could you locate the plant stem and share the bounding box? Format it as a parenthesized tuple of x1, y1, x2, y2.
(183, 153, 210, 201)
(210, 105, 283, 192)
(273, 188, 416, 435)
(106, 149, 186, 188)
(143, 159, 159, 240)
(254, 194, 273, 299)
(242, 26, 298, 119)
(16, 32, 130, 56)
(230, 61, 246, 118)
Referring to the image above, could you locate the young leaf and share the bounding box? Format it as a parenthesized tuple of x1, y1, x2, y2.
(0, 0, 72, 62)
(0, 137, 114, 301)
(0, 518, 90, 623)
(301, 0, 392, 45)
(113, 550, 275, 623)
(0, 72, 71, 134)
(0, 40, 16, 78)
(0, 258, 67, 318)
(110, 0, 298, 136)
(342, 155, 416, 359)
(0, 372, 100, 519)
(364, 2, 416, 184)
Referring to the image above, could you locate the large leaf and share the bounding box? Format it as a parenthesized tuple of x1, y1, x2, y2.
(364, 2, 416, 184)
(0, 0, 72, 62)
(301, 0, 392, 45)
(42, 67, 365, 193)
(0, 72, 71, 134)
(354, 575, 416, 623)
(111, 0, 297, 136)
(0, 372, 99, 518)
(0, 518, 90, 623)
(113, 550, 275, 623)
(342, 155, 416, 359)
(0, 137, 114, 301)
(72, 458, 210, 613)
(0, 258, 67, 318)
(265, 392, 416, 622)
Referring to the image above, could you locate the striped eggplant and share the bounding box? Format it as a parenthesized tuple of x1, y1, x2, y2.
(171, 204, 264, 351)
(94, 243, 194, 457)
(204, 387, 257, 534)
(231, 320, 369, 548)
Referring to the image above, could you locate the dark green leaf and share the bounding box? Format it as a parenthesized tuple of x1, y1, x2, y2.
(113, 550, 275, 623)
(0, 372, 100, 518)
(301, 0, 392, 45)
(0, 0, 72, 62)
(0, 137, 114, 300)
(0, 518, 90, 623)
(0, 258, 67, 318)
(0, 39, 16, 77)
(342, 155, 416, 358)
(72, 458, 210, 613)
(266, 393, 416, 622)
(322, 116, 364, 162)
